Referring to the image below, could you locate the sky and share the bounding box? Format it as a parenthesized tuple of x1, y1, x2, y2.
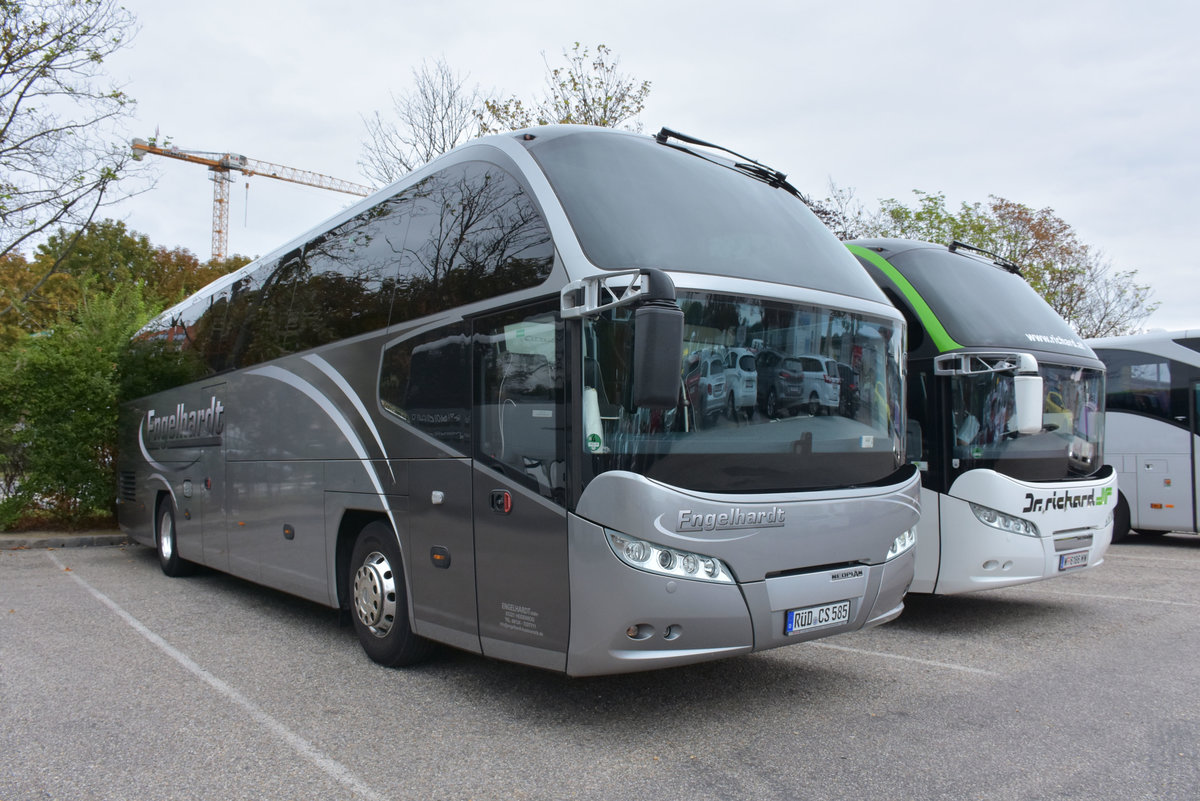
(102, 0, 1200, 331)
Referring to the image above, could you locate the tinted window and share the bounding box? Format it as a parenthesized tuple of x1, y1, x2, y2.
(474, 304, 564, 503)
(127, 159, 554, 397)
(877, 244, 1093, 360)
(1095, 347, 1191, 424)
(390, 161, 553, 323)
(526, 131, 885, 302)
(379, 324, 471, 447)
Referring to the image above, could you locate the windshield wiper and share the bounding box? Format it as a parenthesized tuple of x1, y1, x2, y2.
(654, 127, 804, 199)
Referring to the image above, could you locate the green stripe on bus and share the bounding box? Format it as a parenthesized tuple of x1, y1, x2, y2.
(846, 243, 962, 353)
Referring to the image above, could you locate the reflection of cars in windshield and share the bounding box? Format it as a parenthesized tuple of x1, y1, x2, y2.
(755, 351, 840, 417)
(683, 351, 727, 426)
(724, 348, 757, 419)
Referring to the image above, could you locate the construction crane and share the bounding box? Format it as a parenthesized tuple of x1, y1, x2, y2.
(131, 138, 374, 262)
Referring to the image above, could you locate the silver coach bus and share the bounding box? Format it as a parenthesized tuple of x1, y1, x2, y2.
(117, 126, 919, 676)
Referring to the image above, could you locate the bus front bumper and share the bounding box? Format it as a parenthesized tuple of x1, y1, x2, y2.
(564, 516, 915, 677)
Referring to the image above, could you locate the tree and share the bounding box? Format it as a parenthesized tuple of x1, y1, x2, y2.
(0, 220, 242, 346)
(855, 190, 1157, 337)
(0, 0, 138, 273)
(359, 44, 653, 180)
(358, 57, 485, 185)
(480, 43, 651, 133)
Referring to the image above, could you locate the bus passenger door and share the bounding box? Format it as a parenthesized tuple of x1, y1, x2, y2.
(471, 306, 571, 672)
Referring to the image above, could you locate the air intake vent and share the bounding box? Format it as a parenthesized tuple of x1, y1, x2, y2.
(118, 472, 137, 502)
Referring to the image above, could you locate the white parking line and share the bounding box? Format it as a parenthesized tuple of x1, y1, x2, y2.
(47, 552, 384, 801)
(1030, 587, 1200, 608)
(1106, 553, 1200, 564)
(808, 641, 999, 676)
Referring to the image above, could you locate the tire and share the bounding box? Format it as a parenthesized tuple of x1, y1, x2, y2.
(156, 499, 195, 577)
(808, 392, 820, 416)
(766, 388, 779, 418)
(349, 521, 434, 667)
(1111, 492, 1131, 543)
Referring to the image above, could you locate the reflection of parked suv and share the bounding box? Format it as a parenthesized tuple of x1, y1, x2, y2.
(802, 355, 842, 416)
(756, 350, 841, 417)
(724, 348, 757, 419)
(684, 351, 727, 425)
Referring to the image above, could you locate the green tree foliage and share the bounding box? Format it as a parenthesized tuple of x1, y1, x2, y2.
(480, 43, 651, 133)
(0, 283, 150, 526)
(0, 220, 244, 528)
(0, 219, 243, 346)
(850, 190, 1157, 338)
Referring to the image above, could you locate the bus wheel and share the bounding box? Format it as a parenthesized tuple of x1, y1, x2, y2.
(1112, 493, 1131, 543)
(349, 522, 434, 667)
(155, 499, 195, 578)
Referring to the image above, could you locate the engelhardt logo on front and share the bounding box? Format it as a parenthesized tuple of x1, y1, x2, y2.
(677, 507, 786, 532)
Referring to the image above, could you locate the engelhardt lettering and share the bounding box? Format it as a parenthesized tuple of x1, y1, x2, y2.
(146, 397, 225, 445)
(677, 506, 786, 532)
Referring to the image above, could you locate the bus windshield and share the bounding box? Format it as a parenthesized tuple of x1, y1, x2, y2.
(526, 130, 887, 304)
(582, 290, 905, 493)
(950, 363, 1104, 480)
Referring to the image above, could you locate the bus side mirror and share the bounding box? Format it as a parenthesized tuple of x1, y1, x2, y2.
(1014, 354, 1043, 435)
(631, 270, 684, 409)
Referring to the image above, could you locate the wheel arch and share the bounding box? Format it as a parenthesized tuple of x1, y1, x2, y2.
(334, 509, 392, 610)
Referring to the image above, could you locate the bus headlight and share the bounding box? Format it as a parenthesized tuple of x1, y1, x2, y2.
(886, 527, 917, 560)
(969, 502, 1041, 537)
(606, 530, 733, 583)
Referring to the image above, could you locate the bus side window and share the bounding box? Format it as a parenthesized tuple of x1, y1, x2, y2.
(379, 324, 471, 447)
(475, 307, 565, 502)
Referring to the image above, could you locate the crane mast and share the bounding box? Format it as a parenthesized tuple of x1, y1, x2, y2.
(131, 138, 373, 262)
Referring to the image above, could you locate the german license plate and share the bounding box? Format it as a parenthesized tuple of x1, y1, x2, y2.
(785, 600, 851, 635)
(1059, 551, 1089, 571)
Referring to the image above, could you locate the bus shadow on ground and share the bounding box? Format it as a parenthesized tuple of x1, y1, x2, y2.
(884, 591, 1086, 637)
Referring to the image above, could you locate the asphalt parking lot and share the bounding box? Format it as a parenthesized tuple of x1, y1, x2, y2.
(2, 534, 1197, 801)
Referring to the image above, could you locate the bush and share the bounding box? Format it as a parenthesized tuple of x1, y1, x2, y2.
(0, 285, 150, 527)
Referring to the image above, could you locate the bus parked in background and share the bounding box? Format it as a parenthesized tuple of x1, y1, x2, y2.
(117, 126, 919, 676)
(1088, 330, 1200, 541)
(848, 239, 1114, 594)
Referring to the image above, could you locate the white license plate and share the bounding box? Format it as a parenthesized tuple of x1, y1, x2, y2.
(785, 600, 851, 635)
(1059, 551, 1089, 571)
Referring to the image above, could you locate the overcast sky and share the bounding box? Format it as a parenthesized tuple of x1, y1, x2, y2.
(104, 0, 1199, 331)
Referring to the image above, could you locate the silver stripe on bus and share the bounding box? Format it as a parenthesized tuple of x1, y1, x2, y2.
(248, 365, 398, 536)
(302, 353, 395, 483)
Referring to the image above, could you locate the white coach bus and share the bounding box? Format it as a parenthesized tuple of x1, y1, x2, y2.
(848, 239, 1114, 594)
(117, 126, 919, 676)
(1088, 330, 1200, 541)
